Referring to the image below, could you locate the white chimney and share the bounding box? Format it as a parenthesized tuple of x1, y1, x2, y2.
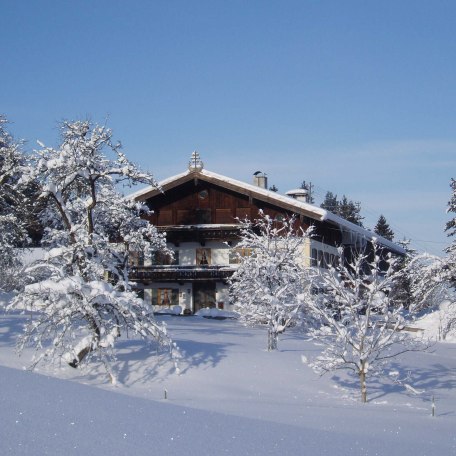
(253, 171, 268, 189)
(286, 188, 309, 203)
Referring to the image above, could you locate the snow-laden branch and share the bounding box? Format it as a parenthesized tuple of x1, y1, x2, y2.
(304, 242, 429, 403)
(8, 120, 177, 380)
(230, 211, 313, 350)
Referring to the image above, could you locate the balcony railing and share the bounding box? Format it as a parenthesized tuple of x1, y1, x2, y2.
(129, 265, 236, 282)
(157, 224, 241, 244)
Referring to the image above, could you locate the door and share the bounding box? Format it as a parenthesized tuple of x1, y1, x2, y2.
(193, 282, 216, 313)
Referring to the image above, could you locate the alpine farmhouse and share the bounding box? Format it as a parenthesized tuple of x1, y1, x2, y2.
(127, 152, 405, 314)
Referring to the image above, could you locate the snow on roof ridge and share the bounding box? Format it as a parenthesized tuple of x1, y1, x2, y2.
(285, 188, 308, 194)
(125, 169, 192, 200)
(200, 170, 406, 254)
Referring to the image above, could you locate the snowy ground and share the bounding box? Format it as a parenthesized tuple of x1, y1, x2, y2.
(0, 300, 455, 455)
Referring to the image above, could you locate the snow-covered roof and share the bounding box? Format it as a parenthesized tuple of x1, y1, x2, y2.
(127, 168, 405, 255)
(322, 211, 404, 254)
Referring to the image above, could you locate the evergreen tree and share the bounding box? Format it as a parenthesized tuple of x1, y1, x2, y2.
(338, 195, 364, 227)
(444, 177, 456, 285)
(445, 178, 456, 243)
(320, 191, 338, 212)
(374, 214, 394, 241)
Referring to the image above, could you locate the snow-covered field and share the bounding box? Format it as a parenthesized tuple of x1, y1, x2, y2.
(0, 299, 455, 455)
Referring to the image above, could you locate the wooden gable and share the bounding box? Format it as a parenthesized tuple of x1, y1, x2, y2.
(136, 172, 342, 247)
(142, 179, 311, 229)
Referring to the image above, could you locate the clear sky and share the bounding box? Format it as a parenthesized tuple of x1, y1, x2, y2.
(2, 0, 456, 255)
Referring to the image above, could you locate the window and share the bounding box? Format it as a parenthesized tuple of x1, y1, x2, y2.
(311, 247, 339, 269)
(311, 248, 318, 267)
(198, 190, 208, 200)
(317, 250, 323, 267)
(324, 252, 330, 268)
(229, 248, 253, 264)
(152, 288, 179, 307)
(196, 248, 211, 265)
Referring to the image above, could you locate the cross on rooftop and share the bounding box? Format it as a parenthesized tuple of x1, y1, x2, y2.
(188, 151, 204, 171)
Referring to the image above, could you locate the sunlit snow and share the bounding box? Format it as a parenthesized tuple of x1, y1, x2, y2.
(0, 292, 455, 455)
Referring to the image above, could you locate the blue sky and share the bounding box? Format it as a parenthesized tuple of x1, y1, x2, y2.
(2, 0, 456, 255)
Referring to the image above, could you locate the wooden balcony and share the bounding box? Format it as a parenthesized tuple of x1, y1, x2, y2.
(157, 224, 241, 245)
(129, 265, 236, 282)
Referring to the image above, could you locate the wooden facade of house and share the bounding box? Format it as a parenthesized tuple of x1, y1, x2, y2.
(128, 153, 404, 314)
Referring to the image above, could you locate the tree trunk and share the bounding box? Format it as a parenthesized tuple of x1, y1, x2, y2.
(268, 327, 278, 351)
(68, 315, 101, 368)
(359, 364, 368, 403)
(69, 344, 93, 368)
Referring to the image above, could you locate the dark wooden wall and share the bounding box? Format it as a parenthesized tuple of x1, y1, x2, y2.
(144, 180, 341, 246)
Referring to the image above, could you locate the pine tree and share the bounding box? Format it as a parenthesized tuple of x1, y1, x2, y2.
(374, 214, 394, 241)
(320, 192, 364, 226)
(444, 178, 456, 285)
(338, 195, 364, 227)
(320, 191, 338, 213)
(445, 178, 456, 244)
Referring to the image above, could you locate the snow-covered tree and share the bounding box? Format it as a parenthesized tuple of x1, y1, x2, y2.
(405, 253, 456, 340)
(0, 116, 29, 291)
(229, 211, 312, 351)
(401, 179, 456, 336)
(404, 253, 447, 311)
(303, 243, 427, 403)
(444, 178, 456, 285)
(9, 120, 177, 377)
(374, 214, 394, 241)
(445, 178, 456, 239)
(396, 237, 417, 257)
(405, 179, 456, 310)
